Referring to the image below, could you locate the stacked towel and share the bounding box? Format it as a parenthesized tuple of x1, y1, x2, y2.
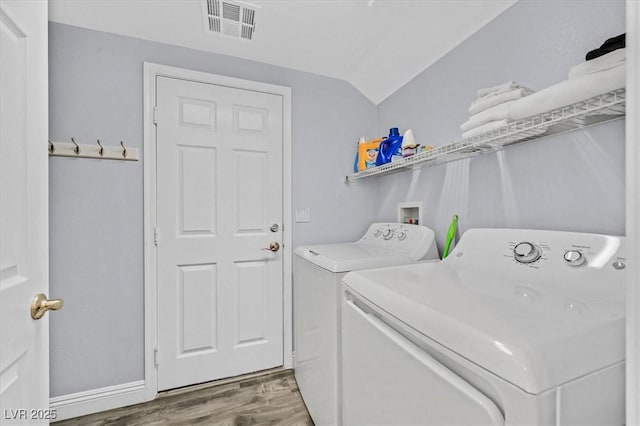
(476, 81, 522, 98)
(461, 82, 533, 139)
(509, 61, 625, 121)
(509, 35, 626, 121)
(569, 48, 625, 80)
(461, 119, 509, 139)
(459, 36, 626, 141)
(469, 87, 533, 115)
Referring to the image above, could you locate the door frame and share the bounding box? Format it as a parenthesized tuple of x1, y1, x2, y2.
(626, 1, 640, 423)
(142, 62, 293, 399)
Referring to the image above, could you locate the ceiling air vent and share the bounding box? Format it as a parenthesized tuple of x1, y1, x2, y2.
(203, 0, 259, 41)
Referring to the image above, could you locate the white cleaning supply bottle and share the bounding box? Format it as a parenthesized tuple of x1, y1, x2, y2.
(401, 129, 419, 157)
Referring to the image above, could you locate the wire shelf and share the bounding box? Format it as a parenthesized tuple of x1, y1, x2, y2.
(345, 89, 626, 182)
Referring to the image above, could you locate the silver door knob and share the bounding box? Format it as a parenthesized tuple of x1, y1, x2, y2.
(262, 242, 280, 252)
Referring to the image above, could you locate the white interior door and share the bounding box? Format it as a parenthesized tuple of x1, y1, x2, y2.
(0, 0, 51, 423)
(156, 76, 284, 391)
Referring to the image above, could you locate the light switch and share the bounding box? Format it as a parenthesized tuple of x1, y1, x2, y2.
(296, 207, 311, 223)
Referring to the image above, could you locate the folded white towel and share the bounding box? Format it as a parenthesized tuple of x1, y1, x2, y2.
(476, 81, 532, 98)
(510, 61, 625, 121)
(469, 88, 533, 115)
(462, 120, 509, 139)
(568, 48, 625, 79)
(460, 100, 515, 132)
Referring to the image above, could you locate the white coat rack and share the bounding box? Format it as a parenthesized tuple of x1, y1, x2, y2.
(48, 138, 139, 161)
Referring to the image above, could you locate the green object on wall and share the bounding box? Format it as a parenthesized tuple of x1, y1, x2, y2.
(442, 215, 459, 259)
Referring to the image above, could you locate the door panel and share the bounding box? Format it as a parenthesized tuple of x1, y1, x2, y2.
(179, 264, 218, 354)
(156, 76, 283, 390)
(0, 0, 49, 422)
(234, 150, 268, 232)
(178, 146, 217, 235)
(234, 260, 268, 345)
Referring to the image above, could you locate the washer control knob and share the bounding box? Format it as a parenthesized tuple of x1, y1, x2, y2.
(612, 261, 626, 270)
(563, 250, 585, 266)
(382, 229, 394, 240)
(373, 229, 382, 237)
(397, 231, 407, 241)
(513, 242, 542, 264)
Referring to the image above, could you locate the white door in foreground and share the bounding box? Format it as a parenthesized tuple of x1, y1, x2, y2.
(0, 0, 53, 424)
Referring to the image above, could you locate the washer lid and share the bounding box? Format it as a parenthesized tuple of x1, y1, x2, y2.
(343, 261, 625, 394)
(294, 243, 415, 273)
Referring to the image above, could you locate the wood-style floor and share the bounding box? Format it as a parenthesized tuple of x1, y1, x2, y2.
(53, 369, 314, 426)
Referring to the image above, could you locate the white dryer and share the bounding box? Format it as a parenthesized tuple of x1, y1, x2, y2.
(342, 228, 626, 426)
(294, 223, 439, 426)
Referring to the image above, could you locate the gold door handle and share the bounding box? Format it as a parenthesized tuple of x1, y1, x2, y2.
(262, 242, 280, 252)
(31, 293, 64, 320)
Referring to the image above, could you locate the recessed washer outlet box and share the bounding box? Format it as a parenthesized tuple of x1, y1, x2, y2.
(202, 0, 260, 41)
(398, 201, 423, 225)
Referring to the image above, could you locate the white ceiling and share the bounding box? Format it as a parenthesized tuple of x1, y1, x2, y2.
(48, 0, 516, 104)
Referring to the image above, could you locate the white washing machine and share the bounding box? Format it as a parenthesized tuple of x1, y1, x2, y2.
(342, 228, 626, 426)
(294, 223, 439, 426)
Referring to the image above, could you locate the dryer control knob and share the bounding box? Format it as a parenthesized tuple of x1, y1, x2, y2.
(382, 229, 395, 240)
(373, 229, 382, 238)
(563, 250, 585, 266)
(397, 231, 407, 241)
(514, 242, 542, 264)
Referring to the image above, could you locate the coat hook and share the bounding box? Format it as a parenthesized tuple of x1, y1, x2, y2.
(97, 139, 104, 156)
(71, 137, 80, 155)
(48, 141, 55, 154)
(120, 141, 127, 158)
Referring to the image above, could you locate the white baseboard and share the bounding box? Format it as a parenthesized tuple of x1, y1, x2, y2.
(49, 380, 150, 421)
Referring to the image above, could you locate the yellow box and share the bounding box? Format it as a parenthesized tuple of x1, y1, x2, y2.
(357, 138, 383, 171)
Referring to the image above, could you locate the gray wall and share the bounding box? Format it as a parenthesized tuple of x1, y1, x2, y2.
(48, 22, 378, 396)
(375, 0, 625, 251)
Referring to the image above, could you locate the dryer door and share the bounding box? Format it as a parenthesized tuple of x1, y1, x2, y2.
(342, 298, 505, 426)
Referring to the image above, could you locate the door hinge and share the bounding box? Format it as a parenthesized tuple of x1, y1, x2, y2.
(154, 227, 159, 246)
(154, 348, 159, 366)
(153, 107, 159, 125)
